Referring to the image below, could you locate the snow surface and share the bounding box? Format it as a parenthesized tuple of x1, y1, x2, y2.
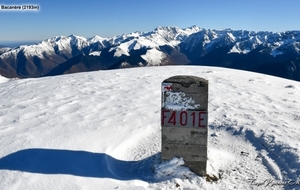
(0, 75, 9, 83)
(141, 48, 165, 66)
(89, 51, 101, 56)
(0, 66, 300, 189)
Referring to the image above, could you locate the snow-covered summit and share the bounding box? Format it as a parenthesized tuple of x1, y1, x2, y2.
(87, 35, 107, 44)
(0, 66, 300, 189)
(146, 25, 202, 45)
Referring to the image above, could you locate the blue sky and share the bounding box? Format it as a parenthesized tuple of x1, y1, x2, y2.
(0, 0, 300, 42)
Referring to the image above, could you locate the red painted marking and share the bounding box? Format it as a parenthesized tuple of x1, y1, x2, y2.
(198, 111, 206, 127)
(162, 110, 207, 128)
(161, 110, 169, 125)
(164, 86, 172, 91)
(168, 111, 176, 125)
(191, 112, 196, 126)
(180, 111, 187, 126)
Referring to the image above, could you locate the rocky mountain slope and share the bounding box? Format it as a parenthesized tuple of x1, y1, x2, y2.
(1, 26, 300, 81)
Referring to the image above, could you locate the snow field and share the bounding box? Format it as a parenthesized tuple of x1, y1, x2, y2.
(0, 66, 299, 189)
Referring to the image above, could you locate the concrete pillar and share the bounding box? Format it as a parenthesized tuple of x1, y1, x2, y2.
(161, 75, 208, 176)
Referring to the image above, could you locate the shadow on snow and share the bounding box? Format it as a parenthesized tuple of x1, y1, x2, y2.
(0, 148, 160, 182)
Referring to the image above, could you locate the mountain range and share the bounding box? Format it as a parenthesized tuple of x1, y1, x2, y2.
(1, 26, 300, 81)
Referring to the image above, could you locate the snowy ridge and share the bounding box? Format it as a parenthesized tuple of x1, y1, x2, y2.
(0, 26, 201, 67)
(0, 66, 299, 189)
(106, 26, 202, 64)
(1, 26, 300, 79)
(0, 47, 11, 54)
(1, 26, 300, 60)
(181, 28, 300, 57)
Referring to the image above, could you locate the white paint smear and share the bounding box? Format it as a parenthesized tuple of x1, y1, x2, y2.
(164, 91, 200, 111)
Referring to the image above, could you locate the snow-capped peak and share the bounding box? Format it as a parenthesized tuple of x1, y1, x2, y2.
(184, 25, 202, 34)
(88, 35, 107, 43)
(1, 25, 300, 79)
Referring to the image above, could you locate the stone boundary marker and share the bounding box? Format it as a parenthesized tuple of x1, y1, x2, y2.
(161, 75, 208, 176)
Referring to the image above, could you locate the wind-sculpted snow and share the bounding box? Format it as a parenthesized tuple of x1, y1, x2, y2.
(0, 66, 300, 189)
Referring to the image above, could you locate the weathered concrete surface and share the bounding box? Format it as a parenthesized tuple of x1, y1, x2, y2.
(162, 144, 207, 161)
(185, 161, 207, 176)
(162, 127, 207, 145)
(161, 75, 208, 176)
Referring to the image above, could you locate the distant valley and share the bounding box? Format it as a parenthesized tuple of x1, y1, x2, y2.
(1, 26, 300, 81)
